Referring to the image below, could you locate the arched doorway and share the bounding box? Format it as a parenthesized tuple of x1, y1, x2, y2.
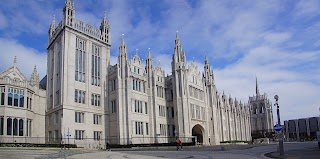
(192, 124, 204, 144)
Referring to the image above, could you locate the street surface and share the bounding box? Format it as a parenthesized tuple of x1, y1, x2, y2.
(0, 142, 318, 159)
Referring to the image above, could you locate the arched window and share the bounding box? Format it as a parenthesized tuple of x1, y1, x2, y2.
(8, 89, 12, 106)
(13, 118, 18, 136)
(19, 90, 24, 107)
(19, 119, 23, 136)
(0, 117, 4, 135)
(7, 118, 12, 135)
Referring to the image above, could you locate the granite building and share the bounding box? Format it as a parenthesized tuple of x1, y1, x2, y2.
(249, 78, 274, 138)
(0, 58, 46, 143)
(44, 0, 252, 148)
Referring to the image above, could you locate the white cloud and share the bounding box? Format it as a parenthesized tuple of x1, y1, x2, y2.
(0, 38, 47, 79)
(294, 0, 320, 18)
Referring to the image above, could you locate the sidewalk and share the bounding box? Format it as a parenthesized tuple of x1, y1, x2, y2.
(265, 147, 320, 159)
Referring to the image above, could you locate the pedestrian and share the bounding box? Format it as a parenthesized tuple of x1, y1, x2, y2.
(178, 139, 182, 150)
(106, 140, 111, 151)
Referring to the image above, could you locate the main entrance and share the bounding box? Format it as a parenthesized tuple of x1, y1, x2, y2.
(192, 124, 204, 144)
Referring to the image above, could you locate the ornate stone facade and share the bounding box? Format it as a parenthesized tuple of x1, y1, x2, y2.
(0, 58, 46, 143)
(44, 0, 251, 147)
(249, 78, 274, 138)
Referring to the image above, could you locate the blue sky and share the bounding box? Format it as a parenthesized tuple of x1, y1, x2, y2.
(0, 0, 320, 121)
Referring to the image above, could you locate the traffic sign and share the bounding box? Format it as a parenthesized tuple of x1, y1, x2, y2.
(66, 132, 72, 137)
(274, 124, 282, 132)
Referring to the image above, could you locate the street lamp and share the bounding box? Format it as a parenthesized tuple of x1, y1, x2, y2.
(274, 95, 284, 156)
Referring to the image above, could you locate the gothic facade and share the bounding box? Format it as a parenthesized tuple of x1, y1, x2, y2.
(0, 58, 46, 143)
(249, 78, 274, 138)
(44, 0, 251, 147)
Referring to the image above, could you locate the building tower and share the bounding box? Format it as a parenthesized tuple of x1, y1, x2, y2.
(249, 77, 274, 138)
(46, 0, 111, 147)
(171, 32, 190, 138)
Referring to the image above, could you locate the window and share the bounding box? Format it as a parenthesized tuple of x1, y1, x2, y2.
(93, 114, 102, 125)
(171, 107, 174, 118)
(54, 130, 59, 141)
(0, 117, 3, 135)
(75, 112, 85, 123)
(91, 45, 100, 86)
(75, 130, 85, 140)
(26, 119, 31, 137)
(54, 112, 59, 124)
(91, 94, 100, 106)
(8, 88, 12, 106)
(7, 118, 12, 135)
(159, 105, 166, 117)
(18, 119, 23, 136)
(75, 89, 85, 104)
(134, 100, 142, 113)
(160, 124, 167, 136)
(145, 102, 148, 114)
(75, 38, 86, 83)
(0, 87, 5, 105)
(110, 79, 116, 91)
(94, 131, 102, 140)
(135, 121, 143, 135)
(111, 100, 116, 113)
(13, 118, 18, 136)
(145, 123, 149, 135)
(14, 89, 18, 106)
(19, 90, 24, 107)
(55, 90, 60, 106)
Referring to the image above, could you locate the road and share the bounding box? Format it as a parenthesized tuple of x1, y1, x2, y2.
(0, 142, 318, 159)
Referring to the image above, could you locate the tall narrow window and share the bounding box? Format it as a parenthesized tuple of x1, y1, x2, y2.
(13, 118, 18, 136)
(75, 38, 86, 82)
(0, 87, 5, 105)
(91, 45, 100, 86)
(19, 119, 23, 136)
(7, 118, 12, 135)
(19, 90, 24, 107)
(0, 117, 3, 135)
(8, 88, 12, 106)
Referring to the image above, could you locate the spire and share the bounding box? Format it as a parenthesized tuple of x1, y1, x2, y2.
(175, 31, 181, 47)
(30, 65, 39, 85)
(256, 76, 260, 95)
(135, 49, 138, 56)
(157, 60, 161, 67)
(51, 15, 56, 27)
(103, 10, 107, 22)
(121, 34, 125, 46)
(147, 48, 151, 59)
(13, 56, 17, 67)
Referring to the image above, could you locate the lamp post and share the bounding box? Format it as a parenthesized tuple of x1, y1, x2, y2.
(274, 95, 284, 156)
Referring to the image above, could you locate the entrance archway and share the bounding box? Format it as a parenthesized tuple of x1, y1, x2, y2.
(192, 124, 204, 144)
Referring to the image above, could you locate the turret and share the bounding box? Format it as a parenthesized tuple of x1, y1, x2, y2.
(204, 54, 215, 85)
(100, 11, 111, 45)
(48, 15, 56, 39)
(30, 65, 39, 86)
(146, 48, 153, 87)
(118, 34, 128, 78)
(63, 0, 75, 26)
(172, 31, 186, 70)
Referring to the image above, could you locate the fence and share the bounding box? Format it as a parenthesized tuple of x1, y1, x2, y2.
(0, 136, 196, 149)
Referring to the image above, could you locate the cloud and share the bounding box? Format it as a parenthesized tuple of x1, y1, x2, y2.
(0, 38, 47, 79)
(294, 0, 320, 18)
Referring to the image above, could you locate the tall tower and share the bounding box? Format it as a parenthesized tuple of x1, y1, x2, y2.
(46, 0, 111, 147)
(249, 77, 274, 138)
(203, 55, 220, 145)
(171, 32, 190, 137)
